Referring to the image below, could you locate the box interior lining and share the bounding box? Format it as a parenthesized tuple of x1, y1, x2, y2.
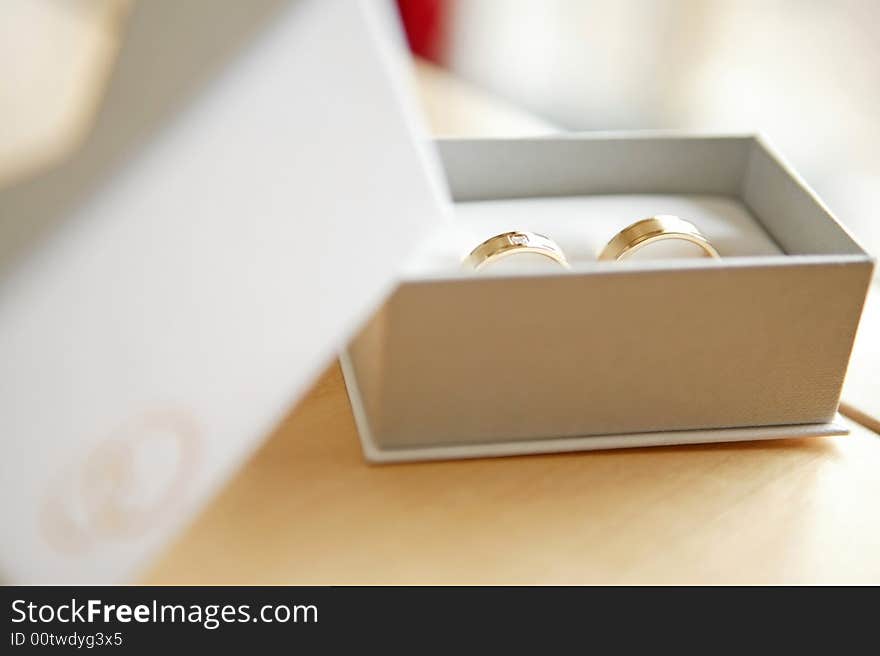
(403, 136, 867, 278)
(403, 193, 783, 275)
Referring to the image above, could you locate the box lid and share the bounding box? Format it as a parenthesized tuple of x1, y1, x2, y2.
(0, 0, 448, 582)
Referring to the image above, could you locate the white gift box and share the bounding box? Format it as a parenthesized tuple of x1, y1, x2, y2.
(342, 134, 874, 462)
(0, 0, 444, 584)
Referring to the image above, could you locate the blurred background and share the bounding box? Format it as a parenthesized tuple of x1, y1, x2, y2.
(1, 0, 878, 251)
(400, 0, 880, 253)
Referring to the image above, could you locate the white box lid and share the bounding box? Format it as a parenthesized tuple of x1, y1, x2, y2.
(0, 0, 447, 582)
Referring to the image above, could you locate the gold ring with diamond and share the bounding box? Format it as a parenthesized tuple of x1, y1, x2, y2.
(598, 215, 720, 261)
(463, 231, 570, 271)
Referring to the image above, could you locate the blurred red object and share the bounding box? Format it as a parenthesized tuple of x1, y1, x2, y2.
(396, 0, 448, 62)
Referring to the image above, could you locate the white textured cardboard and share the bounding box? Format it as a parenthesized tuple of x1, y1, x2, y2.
(0, 1, 446, 583)
(340, 355, 850, 462)
(344, 135, 874, 462)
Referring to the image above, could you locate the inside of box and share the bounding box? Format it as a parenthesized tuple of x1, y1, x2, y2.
(400, 136, 866, 277)
(403, 193, 782, 275)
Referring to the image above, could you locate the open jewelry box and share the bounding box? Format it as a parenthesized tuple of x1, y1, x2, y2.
(342, 134, 875, 462)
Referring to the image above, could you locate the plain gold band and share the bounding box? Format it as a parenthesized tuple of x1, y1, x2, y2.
(598, 215, 720, 261)
(464, 231, 569, 271)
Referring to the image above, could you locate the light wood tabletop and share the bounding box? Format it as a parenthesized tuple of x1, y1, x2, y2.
(143, 360, 880, 585)
(142, 62, 880, 585)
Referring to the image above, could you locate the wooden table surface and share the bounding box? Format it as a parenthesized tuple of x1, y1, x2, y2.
(142, 361, 880, 585)
(140, 62, 880, 585)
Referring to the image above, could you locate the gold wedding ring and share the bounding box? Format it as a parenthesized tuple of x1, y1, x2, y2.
(598, 215, 720, 261)
(464, 231, 569, 271)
